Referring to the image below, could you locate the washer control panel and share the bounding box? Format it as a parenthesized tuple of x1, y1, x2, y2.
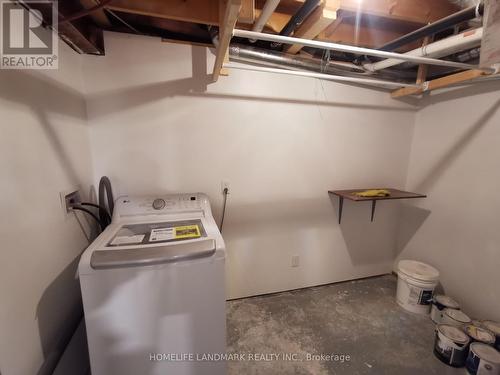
(115, 193, 206, 217)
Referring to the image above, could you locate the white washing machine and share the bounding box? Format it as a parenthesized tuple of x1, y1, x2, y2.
(79, 193, 226, 375)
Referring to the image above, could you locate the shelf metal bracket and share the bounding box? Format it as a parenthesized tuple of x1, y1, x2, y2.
(371, 200, 377, 222)
(338, 196, 344, 224)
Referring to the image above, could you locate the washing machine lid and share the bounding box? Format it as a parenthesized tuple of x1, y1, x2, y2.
(90, 219, 215, 270)
(106, 219, 208, 247)
(90, 238, 216, 270)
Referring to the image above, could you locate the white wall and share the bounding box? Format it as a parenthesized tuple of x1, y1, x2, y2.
(0, 42, 94, 375)
(83, 32, 418, 299)
(396, 81, 500, 321)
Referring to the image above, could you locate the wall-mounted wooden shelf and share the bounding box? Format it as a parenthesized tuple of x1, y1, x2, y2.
(328, 188, 427, 223)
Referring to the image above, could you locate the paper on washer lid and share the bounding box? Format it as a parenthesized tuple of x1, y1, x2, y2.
(470, 343, 500, 363)
(398, 260, 440, 282)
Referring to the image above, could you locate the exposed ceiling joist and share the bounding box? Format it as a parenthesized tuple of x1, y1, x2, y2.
(331, 0, 460, 24)
(285, 1, 338, 54)
(213, 0, 243, 81)
(415, 36, 433, 85)
(391, 69, 490, 98)
(239, 0, 255, 24)
(26, 1, 105, 54)
(80, 0, 112, 27)
(319, 20, 419, 49)
(59, 21, 105, 54)
(106, 0, 220, 25)
(244, 0, 459, 48)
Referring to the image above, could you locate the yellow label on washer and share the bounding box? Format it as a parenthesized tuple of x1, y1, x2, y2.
(174, 225, 201, 239)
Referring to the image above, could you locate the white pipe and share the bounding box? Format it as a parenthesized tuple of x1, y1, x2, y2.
(365, 27, 484, 72)
(223, 62, 418, 89)
(233, 29, 495, 73)
(251, 0, 281, 38)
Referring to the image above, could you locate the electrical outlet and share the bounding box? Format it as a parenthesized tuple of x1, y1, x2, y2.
(221, 180, 230, 194)
(60, 188, 81, 216)
(291, 255, 300, 268)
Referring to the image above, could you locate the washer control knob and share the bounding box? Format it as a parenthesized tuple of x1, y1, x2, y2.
(152, 198, 166, 210)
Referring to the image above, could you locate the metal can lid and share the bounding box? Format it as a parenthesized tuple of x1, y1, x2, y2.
(470, 343, 500, 363)
(438, 324, 470, 344)
(398, 260, 440, 282)
(434, 295, 460, 309)
(464, 325, 496, 344)
(471, 320, 484, 328)
(483, 321, 500, 335)
(444, 308, 471, 323)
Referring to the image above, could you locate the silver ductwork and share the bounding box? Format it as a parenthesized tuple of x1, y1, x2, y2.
(229, 44, 367, 74)
(208, 27, 416, 82)
(227, 43, 418, 81)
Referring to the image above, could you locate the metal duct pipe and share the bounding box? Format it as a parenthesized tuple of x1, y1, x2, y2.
(223, 63, 419, 89)
(250, 0, 281, 42)
(228, 43, 419, 81)
(378, 2, 484, 52)
(229, 43, 366, 73)
(271, 0, 320, 47)
(233, 29, 495, 72)
(364, 27, 483, 72)
(455, 47, 480, 62)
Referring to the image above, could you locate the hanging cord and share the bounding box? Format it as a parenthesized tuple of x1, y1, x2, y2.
(80, 202, 112, 224)
(98, 176, 114, 228)
(70, 205, 106, 231)
(219, 187, 229, 233)
(66, 176, 114, 235)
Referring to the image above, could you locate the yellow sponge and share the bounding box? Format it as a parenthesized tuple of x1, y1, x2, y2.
(353, 189, 391, 198)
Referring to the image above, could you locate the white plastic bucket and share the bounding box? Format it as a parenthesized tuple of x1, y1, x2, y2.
(396, 260, 440, 314)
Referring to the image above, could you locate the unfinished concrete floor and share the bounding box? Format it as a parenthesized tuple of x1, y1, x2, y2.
(226, 275, 465, 375)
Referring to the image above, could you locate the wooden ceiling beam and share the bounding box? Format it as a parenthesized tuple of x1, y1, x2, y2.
(285, 1, 338, 54)
(106, 0, 220, 25)
(415, 36, 432, 85)
(331, 0, 459, 25)
(80, 0, 112, 27)
(213, 0, 242, 81)
(319, 21, 413, 49)
(391, 69, 489, 98)
(239, 0, 255, 24)
(25, 2, 105, 54)
(256, 0, 456, 31)
(240, 0, 458, 48)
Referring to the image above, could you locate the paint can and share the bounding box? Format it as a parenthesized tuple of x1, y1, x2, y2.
(430, 295, 460, 324)
(465, 342, 500, 375)
(473, 320, 486, 328)
(483, 321, 500, 351)
(434, 324, 471, 367)
(396, 260, 439, 314)
(442, 308, 472, 327)
(465, 324, 496, 345)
